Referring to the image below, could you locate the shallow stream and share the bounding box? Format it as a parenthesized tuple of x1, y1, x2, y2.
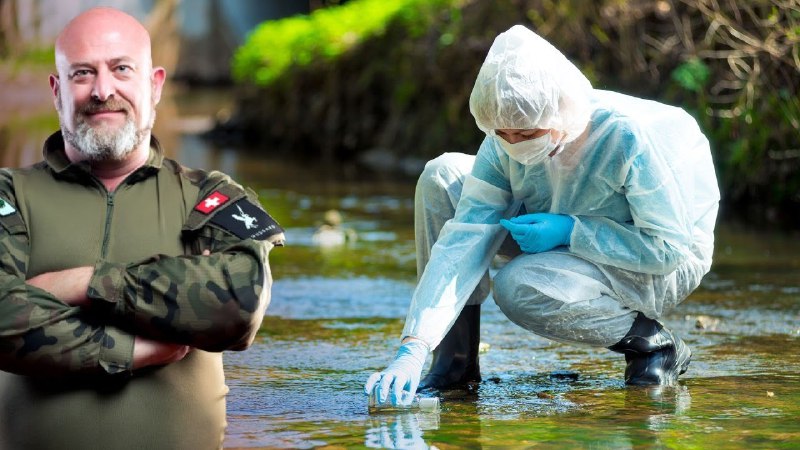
(224, 171, 799, 449)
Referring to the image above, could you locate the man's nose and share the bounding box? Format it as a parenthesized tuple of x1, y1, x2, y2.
(91, 68, 115, 101)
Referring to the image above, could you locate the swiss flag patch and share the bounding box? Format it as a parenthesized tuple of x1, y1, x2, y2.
(195, 191, 230, 214)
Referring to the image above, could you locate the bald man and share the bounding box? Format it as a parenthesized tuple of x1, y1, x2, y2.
(0, 7, 284, 449)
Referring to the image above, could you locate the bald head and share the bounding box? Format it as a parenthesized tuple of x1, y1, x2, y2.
(55, 7, 152, 72)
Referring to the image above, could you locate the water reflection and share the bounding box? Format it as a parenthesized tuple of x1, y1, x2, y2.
(365, 411, 441, 449)
(630, 385, 692, 430)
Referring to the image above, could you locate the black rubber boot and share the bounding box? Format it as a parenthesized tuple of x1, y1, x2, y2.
(419, 304, 482, 390)
(608, 312, 692, 386)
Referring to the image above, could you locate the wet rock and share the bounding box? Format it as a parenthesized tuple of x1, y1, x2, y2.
(686, 314, 721, 331)
(549, 371, 579, 382)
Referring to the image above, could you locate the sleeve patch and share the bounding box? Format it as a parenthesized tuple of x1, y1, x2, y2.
(0, 197, 16, 216)
(209, 198, 284, 241)
(194, 191, 230, 214)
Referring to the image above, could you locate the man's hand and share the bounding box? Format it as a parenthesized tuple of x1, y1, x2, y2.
(26, 266, 94, 307)
(132, 336, 192, 370)
(29, 269, 192, 370)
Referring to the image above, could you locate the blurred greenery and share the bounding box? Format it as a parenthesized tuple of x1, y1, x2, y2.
(11, 47, 53, 66)
(230, 0, 799, 225)
(671, 58, 710, 93)
(232, 0, 452, 85)
(0, 46, 54, 73)
(0, 113, 59, 133)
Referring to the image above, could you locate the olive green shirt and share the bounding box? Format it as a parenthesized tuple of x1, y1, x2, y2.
(0, 132, 283, 449)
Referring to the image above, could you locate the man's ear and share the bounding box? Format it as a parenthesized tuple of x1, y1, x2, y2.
(49, 73, 61, 110)
(151, 66, 166, 105)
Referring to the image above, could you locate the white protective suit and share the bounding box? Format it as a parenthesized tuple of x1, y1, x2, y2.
(403, 25, 720, 349)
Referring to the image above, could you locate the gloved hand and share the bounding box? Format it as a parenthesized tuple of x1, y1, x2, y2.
(364, 340, 429, 406)
(500, 213, 574, 254)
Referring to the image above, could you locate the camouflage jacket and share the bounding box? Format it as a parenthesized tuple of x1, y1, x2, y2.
(0, 132, 284, 377)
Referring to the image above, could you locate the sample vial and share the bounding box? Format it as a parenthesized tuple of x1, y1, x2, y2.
(368, 388, 440, 412)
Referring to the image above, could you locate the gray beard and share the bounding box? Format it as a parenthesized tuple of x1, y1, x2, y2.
(62, 115, 150, 162)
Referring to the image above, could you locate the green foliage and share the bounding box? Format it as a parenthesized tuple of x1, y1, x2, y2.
(233, 0, 454, 85)
(14, 47, 53, 65)
(1, 46, 54, 73)
(671, 58, 709, 93)
(1, 112, 59, 132)
(229, 0, 800, 224)
(233, 0, 401, 84)
(658, 1, 800, 220)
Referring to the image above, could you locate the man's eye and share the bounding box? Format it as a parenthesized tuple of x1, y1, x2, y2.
(72, 69, 92, 77)
(115, 65, 131, 73)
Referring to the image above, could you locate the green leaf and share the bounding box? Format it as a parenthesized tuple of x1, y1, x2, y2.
(671, 58, 710, 93)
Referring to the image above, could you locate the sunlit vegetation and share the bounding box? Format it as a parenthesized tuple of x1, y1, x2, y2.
(232, 0, 800, 225)
(232, 0, 454, 85)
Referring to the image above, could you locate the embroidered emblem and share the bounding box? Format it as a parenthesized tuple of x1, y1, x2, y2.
(0, 197, 16, 217)
(210, 198, 283, 241)
(232, 204, 258, 230)
(195, 191, 229, 214)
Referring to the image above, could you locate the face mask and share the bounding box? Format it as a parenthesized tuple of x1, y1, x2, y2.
(496, 133, 558, 166)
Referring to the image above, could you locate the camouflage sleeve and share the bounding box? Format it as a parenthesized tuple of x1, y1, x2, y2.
(87, 176, 284, 352)
(0, 170, 134, 376)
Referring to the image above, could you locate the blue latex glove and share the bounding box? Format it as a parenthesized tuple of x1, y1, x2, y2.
(364, 340, 429, 406)
(499, 213, 575, 254)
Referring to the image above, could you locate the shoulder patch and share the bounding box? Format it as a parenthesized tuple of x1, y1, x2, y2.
(210, 198, 284, 241)
(0, 197, 16, 216)
(195, 191, 230, 214)
(0, 196, 25, 234)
